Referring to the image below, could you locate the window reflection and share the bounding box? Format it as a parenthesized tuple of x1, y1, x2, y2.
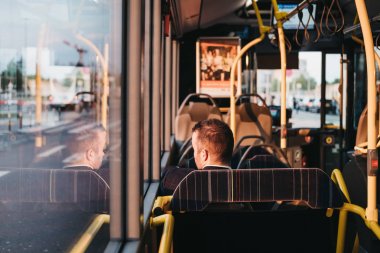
(0, 0, 120, 251)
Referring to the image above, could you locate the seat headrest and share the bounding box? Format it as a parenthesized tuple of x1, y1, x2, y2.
(237, 103, 270, 122)
(188, 102, 220, 122)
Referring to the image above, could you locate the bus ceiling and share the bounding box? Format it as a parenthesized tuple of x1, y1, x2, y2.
(171, 0, 380, 40)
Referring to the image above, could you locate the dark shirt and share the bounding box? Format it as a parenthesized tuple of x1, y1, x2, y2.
(63, 165, 110, 187)
(160, 165, 231, 195)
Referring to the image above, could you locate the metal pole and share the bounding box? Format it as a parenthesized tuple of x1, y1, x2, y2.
(229, 0, 270, 140)
(354, 0, 378, 222)
(272, 0, 287, 150)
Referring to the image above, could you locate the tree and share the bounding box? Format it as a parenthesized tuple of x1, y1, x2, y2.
(270, 78, 280, 92)
(294, 74, 317, 90)
(1, 58, 23, 91)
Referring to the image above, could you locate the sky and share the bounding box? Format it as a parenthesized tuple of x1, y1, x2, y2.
(300, 52, 341, 85)
(0, 0, 110, 72)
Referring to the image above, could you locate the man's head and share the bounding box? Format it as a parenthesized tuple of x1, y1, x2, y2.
(191, 119, 234, 169)
(63, 125, 107, 170)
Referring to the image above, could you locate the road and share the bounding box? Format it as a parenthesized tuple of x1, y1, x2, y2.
(0, 109, 99, 169)
(291, 110, 340, 128)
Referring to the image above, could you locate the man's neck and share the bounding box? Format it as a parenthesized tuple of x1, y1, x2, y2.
(63, 163, 95, 170)
(202, 162, 231, 169)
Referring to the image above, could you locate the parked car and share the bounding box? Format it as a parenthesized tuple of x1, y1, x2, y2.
(298, 97, 314, 111)
(309, 99, 337, 114)
(269, 105, 292, 127)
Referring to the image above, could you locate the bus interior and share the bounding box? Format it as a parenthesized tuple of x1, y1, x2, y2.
(0, 0, 379, 252)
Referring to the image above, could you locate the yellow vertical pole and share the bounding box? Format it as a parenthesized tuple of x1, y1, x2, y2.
(35, 24, 46, 127)
(272, 0, 287, 150)
(35, 24, 46, 148)
(76, 34, 108, 130)
(35, 63, 43, 148)
(102, 43, 109, 130)
(35, 64, 42, 126)
(278, 26, 287, 150)
(354, 0, 378, 222)
(229, 1, 270, 140)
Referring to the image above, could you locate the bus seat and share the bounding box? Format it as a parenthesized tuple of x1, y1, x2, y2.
(225, 97, 272, 146)
(0, 168, 109, 213)
(231, 145, 270, 169)
(167, 168, 345, 253)
(171, 168, 344, 212)
(234, 143, 290, 169)
(238, 154, 289, 169)
(355, 105, 379, 148)
(175, 94, 222, 143)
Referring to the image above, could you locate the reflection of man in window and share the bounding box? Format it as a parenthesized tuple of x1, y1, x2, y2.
(62, 126, 107, 171)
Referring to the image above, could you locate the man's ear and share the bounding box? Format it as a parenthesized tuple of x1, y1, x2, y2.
(201, 149, 208, 162)
(86, 148, 95, 162)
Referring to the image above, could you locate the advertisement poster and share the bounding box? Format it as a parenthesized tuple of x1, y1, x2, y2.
(196, 37, 241, 98)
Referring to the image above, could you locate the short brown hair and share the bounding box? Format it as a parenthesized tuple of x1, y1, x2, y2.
(62, 125, 106, 162)
(192, 119, 234, 164)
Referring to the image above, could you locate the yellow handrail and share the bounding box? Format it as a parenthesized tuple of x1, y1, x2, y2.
(330, 169, 356, 253)
(76, 34, 109, 130)
(354, 0, 378, 222)
(150, 214, 175, 253)
(272, 0, 288, 150)
(341, 203, 380, 238)
(151, 196, 175, 253)
(69, 214, 110, 253)
(331, 169, 352, 203)
(152, 196, 173, 215)
(229, 1, 270, 140)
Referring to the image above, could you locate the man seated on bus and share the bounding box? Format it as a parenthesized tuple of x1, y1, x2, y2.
(160, 118, 234, 195)
(62, 125, 108, 181)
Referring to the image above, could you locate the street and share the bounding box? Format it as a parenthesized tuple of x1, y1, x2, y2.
(291, 110, 340, 128)
(0, 109, 99, 169)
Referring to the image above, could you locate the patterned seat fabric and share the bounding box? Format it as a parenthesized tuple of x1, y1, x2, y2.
(239, 155, 289, 169)
(171, 168, 344, 212)
(0, 168, 109, 213)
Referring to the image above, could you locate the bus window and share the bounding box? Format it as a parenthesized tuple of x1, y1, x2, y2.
(257, 52, 322, 128)
(0, 0, 122, 251)
(325, 54, 345, 127)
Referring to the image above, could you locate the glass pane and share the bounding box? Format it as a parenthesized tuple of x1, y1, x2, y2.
(257, 52, 322, 128)
(325, 54, 344, 127)
(0, 0, 121, 251)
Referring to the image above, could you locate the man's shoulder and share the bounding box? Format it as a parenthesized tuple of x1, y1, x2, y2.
(160, 166, 195, 195)
(203, 165, 232, 170)
(63, 165, 93, 171)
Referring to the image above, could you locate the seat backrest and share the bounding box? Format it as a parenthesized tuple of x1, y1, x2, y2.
(226, 102, 272, 145)
(355, 105, 379, 146)
(171, 168, 344, 212)
(235, 144, 290, 169)
(239, 154, 289, 169)
(0, 168, 109, 213)
(175, 101, 222, 142)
